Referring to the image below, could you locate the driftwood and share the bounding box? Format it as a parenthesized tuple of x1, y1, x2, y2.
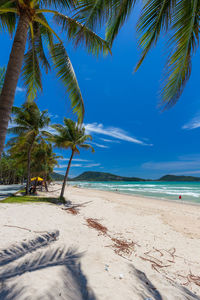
(3, 225, 53, 234)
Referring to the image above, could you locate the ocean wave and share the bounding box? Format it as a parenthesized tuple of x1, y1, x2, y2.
(70, 181, 200, 202)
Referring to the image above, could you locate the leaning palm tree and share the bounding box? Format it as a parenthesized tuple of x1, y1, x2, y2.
(0, 66, 6, 93)
(0, 0, 110, 157)
(77, 0, 199, 108)
(8, 102, 50, 194)
(48, 118, 94, 201)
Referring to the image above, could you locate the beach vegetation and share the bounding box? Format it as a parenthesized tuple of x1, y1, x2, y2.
(1, 195, 58, 204)
(7, 102, 52, 194)
(47, 118, 94, 201)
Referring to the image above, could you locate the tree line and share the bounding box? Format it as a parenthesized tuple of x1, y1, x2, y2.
(2, 102, 93, 201)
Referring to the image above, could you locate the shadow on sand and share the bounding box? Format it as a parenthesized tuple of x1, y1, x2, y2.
(130, 265, 200, 300)
(0, 231, 96, 300)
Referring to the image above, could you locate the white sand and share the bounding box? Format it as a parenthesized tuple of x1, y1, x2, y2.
(0, 184, 200, 299)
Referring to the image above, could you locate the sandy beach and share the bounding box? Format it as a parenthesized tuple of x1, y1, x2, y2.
(0, 184, 200, 299)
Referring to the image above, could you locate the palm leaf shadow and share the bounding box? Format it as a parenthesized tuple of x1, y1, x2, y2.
(131, 265, 163, 300)
(0, 232, 97, 300)
(130, 265, 200, 300)
(0, 230, 59, 267)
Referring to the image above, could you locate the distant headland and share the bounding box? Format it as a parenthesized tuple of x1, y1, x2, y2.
(52, 171, 200, 182)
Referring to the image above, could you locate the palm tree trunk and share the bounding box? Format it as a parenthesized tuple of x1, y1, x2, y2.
(60, 150, 74, 201)
(26, 144, 33, 195)
(0, 12, 30, 157)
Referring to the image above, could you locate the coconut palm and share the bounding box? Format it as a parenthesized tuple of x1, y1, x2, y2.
(8, 102, 50, 194)
(32, 141, 59, 184)
(77, 0, 199, 107)
(0, 66, 6, 92)
(0, 0, 110, 157)
(48, 118, 94, 201)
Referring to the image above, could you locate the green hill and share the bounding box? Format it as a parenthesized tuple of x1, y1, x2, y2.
(51, 172, 64, 181)
(70, 171, 145, 182)
(159, 174, 200, 182)
(52, 171, 200, 182)
(70, 171, 200, 182)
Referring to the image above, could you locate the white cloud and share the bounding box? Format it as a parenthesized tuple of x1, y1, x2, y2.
(58, 162, 101, 168)
(57, 164, 69, 168)
(49, 113, 59, 120)
(8, 122, 15, 129)
(174, 170, 200, 175)
(100, 138, 120, 143)
(182, 115, 200, 130)
(43, 125, 57, 135)
(70, 163, 100, 168)
(16, 86, 25, 93)
(142, 160, 200, 172)
(85, 163, 100, 168)
(58, 158, 91, 162)
(89, 141, 109, 148)
(53, 169, 65, 175)
(84, 123, 152, 146)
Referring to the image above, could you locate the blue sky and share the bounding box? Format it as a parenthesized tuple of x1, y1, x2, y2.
(1, 10, 200, 179)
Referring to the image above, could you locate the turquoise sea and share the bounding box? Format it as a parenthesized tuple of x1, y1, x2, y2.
(68, 181, 200, 204)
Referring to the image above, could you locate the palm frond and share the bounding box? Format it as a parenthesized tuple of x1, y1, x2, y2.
(36, 13, 54, 47)
(77, 134, 92, 144)
(161, 0, 199, 107)
(79, 143, 95, 152)
(74, 0, 112, 30)
(31, 21, 51, 73)
(40, 0, 75, 10)
(21, 24, 43, 101)
(50, 43, 84, 122)
(0, 2, 17, 35)
(53, 12, 110, 55)
(7, 126, 30, 135)
(106, 0, 136, 45)
(135, 0, 176, 72)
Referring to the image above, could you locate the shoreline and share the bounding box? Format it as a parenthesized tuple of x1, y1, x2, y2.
(67, 182, 200, 208)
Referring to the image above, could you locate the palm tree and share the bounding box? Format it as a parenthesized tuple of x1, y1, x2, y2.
(48, 118, 94, 201)
(8, 102, 50, 194)
(77, 0, 199, 107)
(32, 141, 59, 184)
(0, 66, 6, 92)
(0, 0, 110, 157)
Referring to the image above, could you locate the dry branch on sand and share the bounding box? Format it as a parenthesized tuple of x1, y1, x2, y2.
(86, 218, 108, 235)
(85, 218, 137, 257)
(65, 207, 79, 215)
(62, 201, 92, 215)
(178, 272, 200, 287)
(109, 237, 136, 256)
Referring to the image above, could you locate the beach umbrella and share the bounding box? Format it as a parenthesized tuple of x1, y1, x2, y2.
(31, 177, 43, 181)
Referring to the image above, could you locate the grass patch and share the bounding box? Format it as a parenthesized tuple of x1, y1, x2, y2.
(1, 195, 59, 204)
